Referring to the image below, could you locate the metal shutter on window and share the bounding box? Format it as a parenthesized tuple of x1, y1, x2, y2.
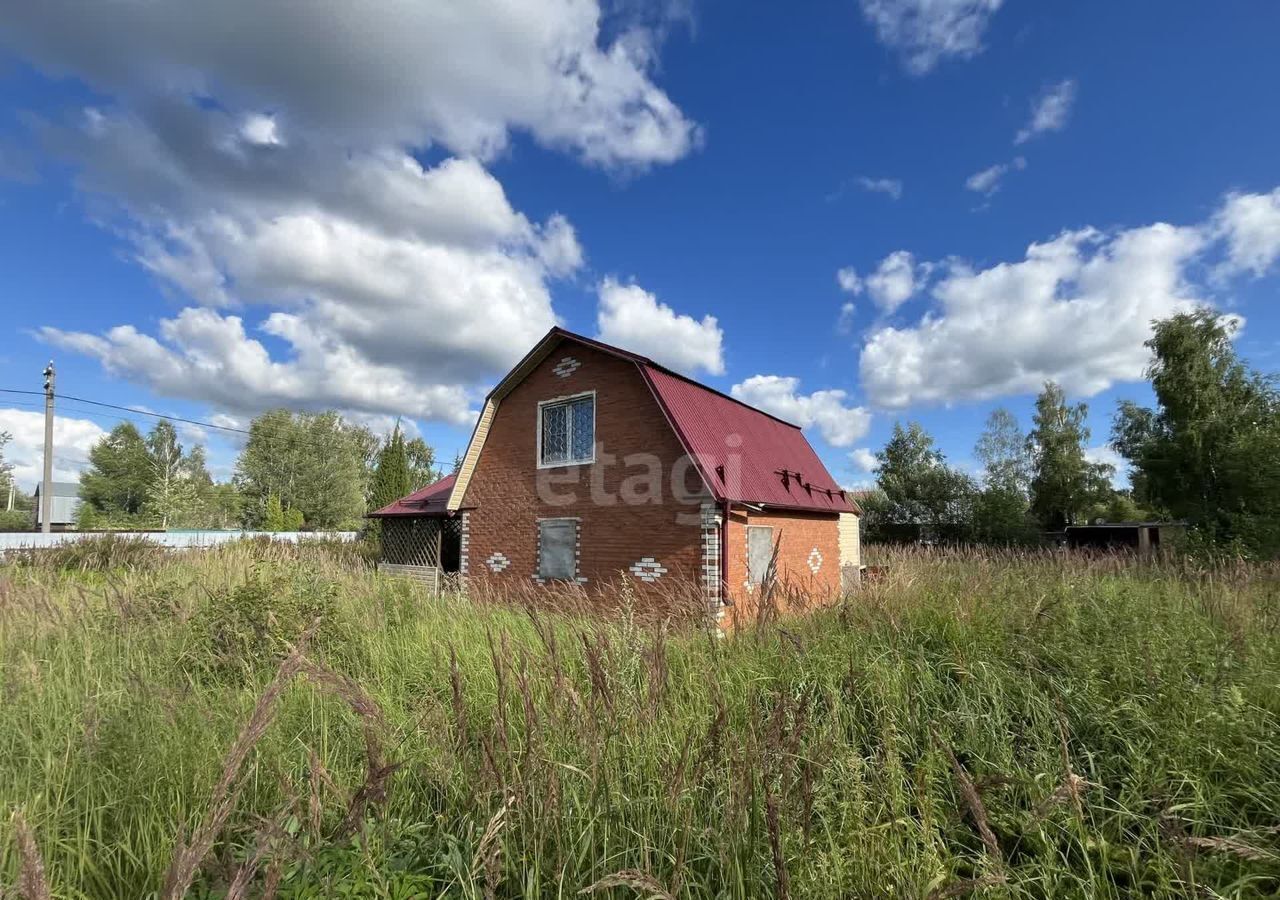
(539, 519, 576, 580)
(747, 525, 774, 586)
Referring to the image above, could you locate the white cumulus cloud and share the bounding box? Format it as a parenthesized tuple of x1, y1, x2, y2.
(1, 0, 699, 168)
(1084, 445, 1129, 489)
(731, 376, 871, 447)
(860, 223, 1207, 407)
(966, 156, 1025, 195)
(849, 447, 879, 473)
(1213, 187, 1280, 277)
(859, 0, 1005, 75)
(240, 113, 282, 147)
(837, 267, 863, 295)
(857, 186, 1280, 409)
(595, 278, 725, 375)
(43, 308, 477, 424)
(1015, 79, 1077, 144)
(857, 176, 904, 199)
(5, 0, 697, 427)
(38, 122, 575, 422)
(0, 408, 107, 490)
(866, 250, 929, 313)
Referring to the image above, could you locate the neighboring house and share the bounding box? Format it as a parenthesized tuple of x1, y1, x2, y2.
(369, 328, 861, 619)
(33, 481, 82, 531)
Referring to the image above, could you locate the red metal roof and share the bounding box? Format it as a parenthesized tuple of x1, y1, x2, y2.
(367, 473, 457, 518)
(641, 365, 856, 515)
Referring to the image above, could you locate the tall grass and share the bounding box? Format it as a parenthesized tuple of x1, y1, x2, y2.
(1, 541, 1278, 898)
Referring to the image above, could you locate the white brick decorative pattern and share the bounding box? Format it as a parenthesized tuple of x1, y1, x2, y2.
(807, 547, 823, 574)
(458, 511, 470, 576)
(628, 557, 667, 582)
(552, 356, 581, 378)
(486, 552, 510, 573)
(700, 502, 724, 620)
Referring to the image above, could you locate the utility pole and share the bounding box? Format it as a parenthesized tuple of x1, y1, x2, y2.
(41, 360, 55, 534)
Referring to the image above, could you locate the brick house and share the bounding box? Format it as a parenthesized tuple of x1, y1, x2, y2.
(370, 328, 861, 617)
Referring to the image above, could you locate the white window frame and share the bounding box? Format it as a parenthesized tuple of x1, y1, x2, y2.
(536, 390, 596, 469)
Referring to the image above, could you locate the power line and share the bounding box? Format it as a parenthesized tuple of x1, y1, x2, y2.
(1, 386, 412, 463)
(0, 387, 251, 435)
(0, 398, 45, 412)
(0, 389, 407, 452)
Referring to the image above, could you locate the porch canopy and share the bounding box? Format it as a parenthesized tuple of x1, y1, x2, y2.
(367, 474, 462, 571)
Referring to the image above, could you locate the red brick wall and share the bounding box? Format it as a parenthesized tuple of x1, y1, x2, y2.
(724, 508, 840, 620)
(460, 341, 706, 592)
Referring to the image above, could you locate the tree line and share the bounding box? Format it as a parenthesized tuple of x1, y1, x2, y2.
(860, 309, 1280, 558)
(70, 411, 442, 532)
(4, 310, 1274, 552)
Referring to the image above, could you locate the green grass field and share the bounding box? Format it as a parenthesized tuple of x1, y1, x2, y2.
(1, 539, 1278, 898)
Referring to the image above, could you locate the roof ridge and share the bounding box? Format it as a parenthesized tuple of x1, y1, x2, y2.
(640, 362, 804, 431)
(549, 327, 805, 431)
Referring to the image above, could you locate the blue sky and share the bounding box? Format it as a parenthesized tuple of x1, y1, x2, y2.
(1, 1, 1278, 491)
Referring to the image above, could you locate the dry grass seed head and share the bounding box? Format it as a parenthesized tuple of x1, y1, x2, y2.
(160, 627, 315, 900)
(471, 795, 513, 899)
(935, 734, 1004, 867)
(296, 659, 399, 840)
(9, 810, 52, 900)
(580, 869, 676, 900)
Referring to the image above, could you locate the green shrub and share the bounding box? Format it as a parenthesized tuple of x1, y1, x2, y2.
(0, 509, 32, 532)
(296, 534, 379, 569)
(11, 533, 165, 572)
(185, 565, 340, 678)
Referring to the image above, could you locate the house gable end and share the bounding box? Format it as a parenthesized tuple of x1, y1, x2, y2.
(455, 338, 713, 586)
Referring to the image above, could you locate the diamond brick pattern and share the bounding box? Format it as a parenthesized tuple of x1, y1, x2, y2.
(628, 557, 667, 582)
(486, 552, 510, 573)
(552, 356, 581, 377)
(807, 547, 823, 574)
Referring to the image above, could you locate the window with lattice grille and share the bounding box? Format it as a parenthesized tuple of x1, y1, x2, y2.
(538, 393, 594, 466)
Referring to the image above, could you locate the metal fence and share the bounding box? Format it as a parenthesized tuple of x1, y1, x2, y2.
(0, 531, 358, 551)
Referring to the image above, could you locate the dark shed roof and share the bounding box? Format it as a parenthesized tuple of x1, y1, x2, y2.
(367, 473, 457, 518)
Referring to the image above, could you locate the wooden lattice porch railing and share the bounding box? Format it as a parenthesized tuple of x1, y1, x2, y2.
(381, 517, 442, 567)
(378, 516, 463, 594)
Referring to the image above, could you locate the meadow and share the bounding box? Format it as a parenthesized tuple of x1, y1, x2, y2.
(1, 538, 1278, 899)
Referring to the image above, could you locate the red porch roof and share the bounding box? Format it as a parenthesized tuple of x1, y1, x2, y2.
(367, 473, 457, 518)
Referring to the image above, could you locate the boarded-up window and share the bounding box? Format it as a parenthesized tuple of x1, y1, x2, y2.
(539, 519, 577, 580)
(747, 525, 775, 586)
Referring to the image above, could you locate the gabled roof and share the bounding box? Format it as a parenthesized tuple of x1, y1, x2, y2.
(447, 328, 858, 516)
(368, 473, 457, 518)
(34, 481, 80, 497)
